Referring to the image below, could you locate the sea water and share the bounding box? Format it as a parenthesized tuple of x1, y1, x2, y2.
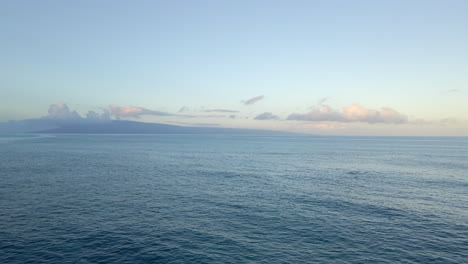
(0, 134, 467, 263)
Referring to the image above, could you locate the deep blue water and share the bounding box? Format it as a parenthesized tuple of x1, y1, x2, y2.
(0, 134, 467, 263)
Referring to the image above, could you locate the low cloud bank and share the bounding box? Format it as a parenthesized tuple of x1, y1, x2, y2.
(47, 103, 110, 122)
(46, 103, 175, 121)
(0, 103, 111, 133)
(288, 103, 408, 124)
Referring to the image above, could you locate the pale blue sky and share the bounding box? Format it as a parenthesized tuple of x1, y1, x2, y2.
(1, 0, 467, 135)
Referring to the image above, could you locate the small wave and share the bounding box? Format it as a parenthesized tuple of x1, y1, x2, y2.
(0, 134, 56, 143)
(347, 170, 368, 175)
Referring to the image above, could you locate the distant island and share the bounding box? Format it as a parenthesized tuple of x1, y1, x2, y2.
(34, 120, 289, 135)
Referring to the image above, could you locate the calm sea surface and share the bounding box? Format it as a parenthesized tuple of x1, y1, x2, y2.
(0, 134, 467, 263)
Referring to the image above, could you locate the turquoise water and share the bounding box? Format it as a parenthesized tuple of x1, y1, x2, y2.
(1, 134, 467, 263)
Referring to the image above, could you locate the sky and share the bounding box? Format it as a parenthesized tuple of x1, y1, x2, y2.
(1, 0, 467, 136)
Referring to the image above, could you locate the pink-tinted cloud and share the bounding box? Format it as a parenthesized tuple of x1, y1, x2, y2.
(288, 103, 408, 124)
(109, 105, 173, 119)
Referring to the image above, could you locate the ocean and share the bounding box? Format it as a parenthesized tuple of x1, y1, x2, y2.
(0, 134, 467, 263)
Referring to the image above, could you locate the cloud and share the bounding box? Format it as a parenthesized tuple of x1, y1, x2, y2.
(410, 117, 459, 126)
(288, 104, 341, 122)
(288, 103, 408, 124)
(254, 112, 280, 120)
(46, 103, 111, 122)
(86, 110, 111, 121)
(109, 105, 173, 119)
(439, 118, 458, 125)
(313, 123, 340, 130)
(342, 104, 407, 123)
(2, 103, 197, 133)
(47, 103, 82, 120)
(0, 103, 112, 133)
(191, 115, 226, 118)
(48, 104, 180, 121)
(243, 95, 264, 105)
(446, 89, 461, 93)
(204, 109, 239, 113)
(177, 106, 202, 113)
(178, 106, 191, 112)
(169, 121, 221, 127)
(317, 97, 329, 106)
